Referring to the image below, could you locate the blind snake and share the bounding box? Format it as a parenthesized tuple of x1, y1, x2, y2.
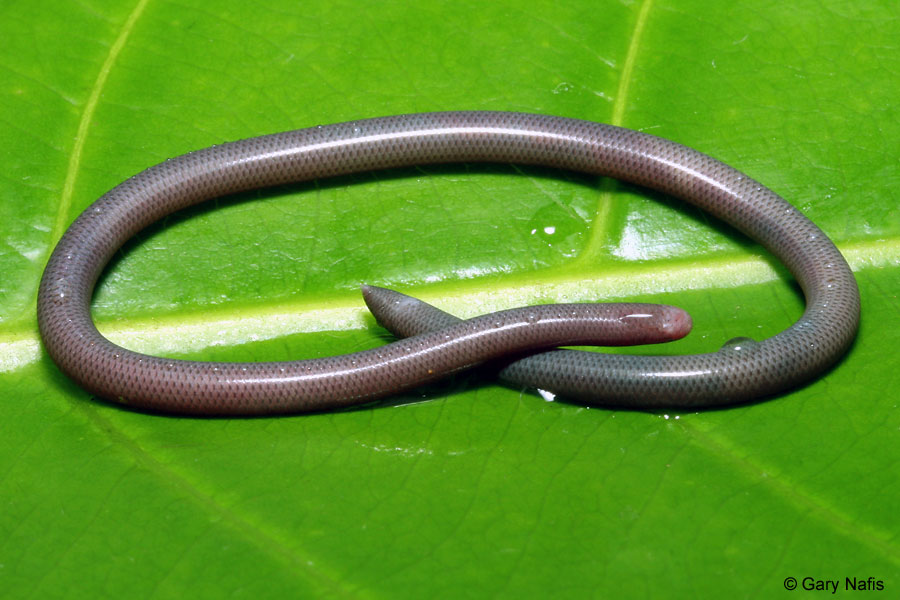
(37, 112, 860, 415)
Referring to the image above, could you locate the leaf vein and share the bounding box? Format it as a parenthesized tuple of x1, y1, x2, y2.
(50, 0, 152, 247)
(72, 402, 367, 598)
(577, 0, 655, 265)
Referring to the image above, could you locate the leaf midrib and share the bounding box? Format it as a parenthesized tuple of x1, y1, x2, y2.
(2, 237, 896, 372)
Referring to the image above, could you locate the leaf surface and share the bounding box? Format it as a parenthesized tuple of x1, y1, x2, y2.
(1, 0, 898, 597)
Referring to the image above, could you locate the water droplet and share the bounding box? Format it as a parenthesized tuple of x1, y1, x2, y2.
(537, 389, 556, 402)
(551, 82, 574, 94)
(720, 336, 758, 352)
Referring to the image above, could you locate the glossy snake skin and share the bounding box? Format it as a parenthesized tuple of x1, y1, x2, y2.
(37, 112, 859, 414)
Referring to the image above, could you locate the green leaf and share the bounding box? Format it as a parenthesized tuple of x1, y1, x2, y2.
(1, 0, 897, 597)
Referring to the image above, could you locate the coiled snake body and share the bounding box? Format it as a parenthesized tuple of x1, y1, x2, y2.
(37, 112, 860, 415)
